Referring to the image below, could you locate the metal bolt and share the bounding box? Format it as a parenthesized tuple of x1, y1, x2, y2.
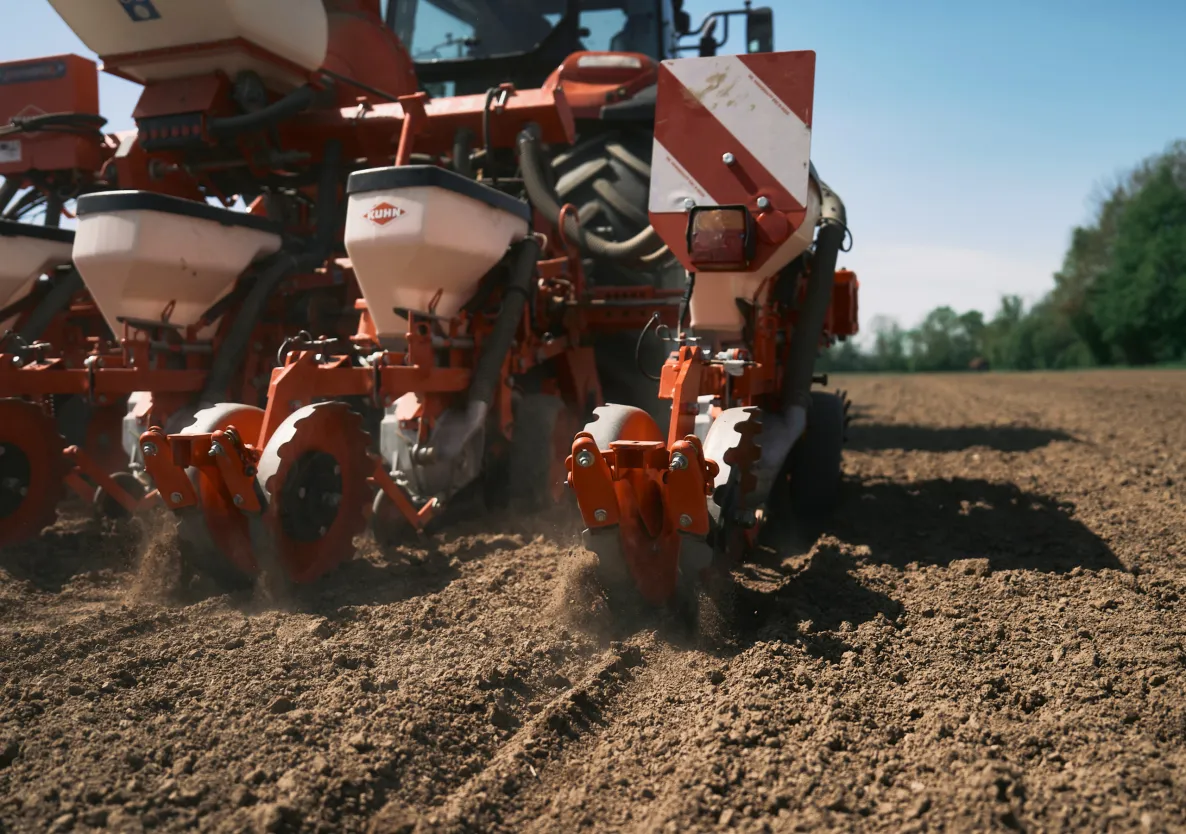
(683, 198, 696, 210)
(141, 442, 157, 457)
(208, 442, 223, 457)
(670, 452, 689, 470)
(756, 196, 771, 211)
(679, 513, 693, 528)
(575, 449, 595, 468)
(170, 492, 183, 504)
(593, 509, 608, 522)
(233, 494, 244, 507)
(722, 152, 736, 165)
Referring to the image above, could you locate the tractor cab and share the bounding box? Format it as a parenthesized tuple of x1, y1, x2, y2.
(383, 0, 775, 97)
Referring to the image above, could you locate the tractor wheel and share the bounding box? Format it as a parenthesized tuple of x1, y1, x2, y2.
(255, 402, 372, 584)
(0, 398, 69, 548)
(787, 391, 847, 519)
(508, 394, 574, 514)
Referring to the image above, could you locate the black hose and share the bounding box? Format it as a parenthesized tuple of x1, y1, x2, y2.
(452, 127, 475, 178)
(467, 236, 540, 408)
(0, 180, 18, 215)
(206, 85, 317, 139)
(17, 268, 82, 343)
(43, 192, 63, 228)
(197, 140, 341, 405)
(782, 178, 847, 413)
(517, 125, 663, 261)
(0, 112, 107, 139)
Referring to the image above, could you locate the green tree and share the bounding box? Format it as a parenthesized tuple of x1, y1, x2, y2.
(1089, 161, 1186, 363)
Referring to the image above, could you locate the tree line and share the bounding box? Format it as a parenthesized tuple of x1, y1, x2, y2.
(821, 141, 1186, 373)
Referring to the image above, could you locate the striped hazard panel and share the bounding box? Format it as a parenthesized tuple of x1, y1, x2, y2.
(648, 51, 816, 274)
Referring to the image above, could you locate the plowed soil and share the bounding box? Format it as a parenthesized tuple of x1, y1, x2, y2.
(3, 371, 1186, 833)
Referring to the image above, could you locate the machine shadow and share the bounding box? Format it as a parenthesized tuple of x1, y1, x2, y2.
(825, 476, 1122, 574)
(846, 422, 1075, 453)
(0, 506, 141, 594)
(707, 474, 1120, 656)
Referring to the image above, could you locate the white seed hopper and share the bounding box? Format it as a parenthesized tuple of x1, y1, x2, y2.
(343, 166, 531, 340)
(0, 220, 76, 330)
(72, 191, 282, 338)
(47, 0, 328, 91)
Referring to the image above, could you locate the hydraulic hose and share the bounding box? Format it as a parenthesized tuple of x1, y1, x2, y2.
(782, 177, 847, 412)
(452, 127, 476, 179)
(517, 125, 663, 262)
(16, 268, 82, 343)
(467, 235, 541, 408)
(198, 140, 342, 406)
(206, 85, 318, 139)
(0, 180, 18, 216)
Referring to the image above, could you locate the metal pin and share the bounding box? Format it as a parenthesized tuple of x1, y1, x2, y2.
(722, 152, 735, 165)
(756, 196, 771, 210)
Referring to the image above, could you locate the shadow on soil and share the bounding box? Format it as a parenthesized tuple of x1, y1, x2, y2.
(0, 507, 139, 593)
(695, 474, 1121, 658)
(847, 423, 1075, 453)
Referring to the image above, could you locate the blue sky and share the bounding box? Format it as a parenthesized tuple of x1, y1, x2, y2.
(6, 1, 1186, 333)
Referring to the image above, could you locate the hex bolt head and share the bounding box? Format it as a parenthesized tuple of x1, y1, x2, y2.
(141, 442, 157, 457)
(756, 196, 771, 210)
(679, 513, 693, 528)
(722, 152, 736, 165)
(232, 494, 244, 507)
(169, 492, 183, 504)
(683, 198, 696, 210)
(593, 509, 609, 522)
(575, 450, 595, 468)
(670, 452, 689, 470)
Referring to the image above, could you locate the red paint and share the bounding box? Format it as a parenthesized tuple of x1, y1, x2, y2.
(735, 52, 815, 127)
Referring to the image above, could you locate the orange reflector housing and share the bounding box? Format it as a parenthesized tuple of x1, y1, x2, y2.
(686, 206, 755, 271)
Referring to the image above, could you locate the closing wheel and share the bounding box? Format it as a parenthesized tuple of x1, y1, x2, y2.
(577, 403, 685, 607)
(509, 394, 578, 513)
(673, 407, 761, 633)
(0, 398, 69, 548)
(93, 472, 148, 520)
(171, 403, 266, 591)
(256, 402, 372, 583)
(787, 391, 847, 519)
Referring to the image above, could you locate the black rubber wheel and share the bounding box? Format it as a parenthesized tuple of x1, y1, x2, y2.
(787, 391, 846, 519)
(549, 128, 683, 290)
(508, 394, 567, 513)
(93, 472, 147, 519)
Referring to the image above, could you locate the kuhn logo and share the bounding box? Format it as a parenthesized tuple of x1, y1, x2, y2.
(363, 202, 406, 226)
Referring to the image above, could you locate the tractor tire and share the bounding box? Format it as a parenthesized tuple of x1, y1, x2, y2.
(787, 391, 847, 519)
(549, 127, 683, 290)
(550, 128, 681, 428)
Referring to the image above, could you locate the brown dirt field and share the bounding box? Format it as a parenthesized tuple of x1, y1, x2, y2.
(2, 370, 1186, 833)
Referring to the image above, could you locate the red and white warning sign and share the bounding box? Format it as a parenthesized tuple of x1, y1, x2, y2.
(648, 51, 816, 272)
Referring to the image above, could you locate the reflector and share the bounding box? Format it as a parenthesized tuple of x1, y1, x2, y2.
(686, 206, 754, 271)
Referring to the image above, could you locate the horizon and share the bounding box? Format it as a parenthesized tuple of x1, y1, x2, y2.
(5, 1, 1185, 335)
